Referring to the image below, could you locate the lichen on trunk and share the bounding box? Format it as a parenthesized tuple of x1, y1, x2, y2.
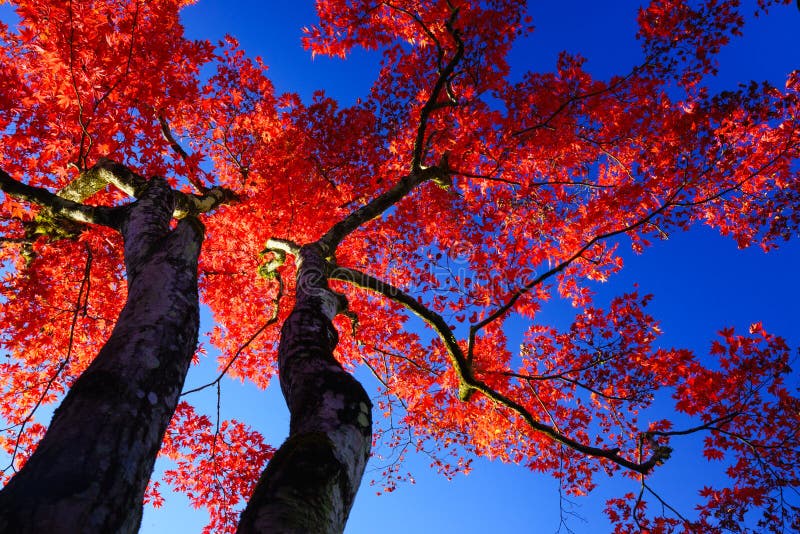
(238, 244, 372, 534)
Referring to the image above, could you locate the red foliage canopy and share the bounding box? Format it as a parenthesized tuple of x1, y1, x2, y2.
(1, 0, 799, 531)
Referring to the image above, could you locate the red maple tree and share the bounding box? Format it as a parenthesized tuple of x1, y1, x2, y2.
(0, 0, 799, 532)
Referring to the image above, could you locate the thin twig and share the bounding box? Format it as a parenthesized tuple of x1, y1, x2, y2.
(158, 114, 208, 194)
(4, 244, 92, 473)
(181, 276, 284, 396)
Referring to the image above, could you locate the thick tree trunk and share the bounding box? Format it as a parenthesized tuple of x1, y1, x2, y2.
(238, 244, 372, 534)
(0, 178, 202, 534)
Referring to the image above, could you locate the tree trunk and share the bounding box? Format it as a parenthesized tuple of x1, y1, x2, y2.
(238, 244, 372, 534)
(0, 178, 202, 534)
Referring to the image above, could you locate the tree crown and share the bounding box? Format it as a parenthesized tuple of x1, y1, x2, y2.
(1, 0, 799, 531)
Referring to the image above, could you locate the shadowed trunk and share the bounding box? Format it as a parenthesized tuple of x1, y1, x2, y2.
(238, 244, 372, 534)
(0, 178, 203, 534)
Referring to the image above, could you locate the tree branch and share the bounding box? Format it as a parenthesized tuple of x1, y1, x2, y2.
(512, 58, 652, 139)
(260, 235, 674, 474)
(77, 157, 148, 197)
(3, 159, 236, 232)
(181, 275, 284, 397)
(328, 263, 473, 397)
(410, 5, 464, 172)
(466, 190, 681, 364)
(158, 113, 209, 194)
(496, 370, 643, 403)
(3, 244, 92, 473)
(326, 263, 670, 475)
(79, 158, 234, 215)
(315, 165, 446, 254)
(0, 167, 119, 228)
(645, 412, 741, 438)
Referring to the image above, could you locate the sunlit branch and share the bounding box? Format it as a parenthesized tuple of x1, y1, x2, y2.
(328, 264, 670, 474)
(643, 220, 669, 240)
(78, 158, 147, 197)
(83, 158, 236, 217)
(4, 159, 235, 230)
(0, 167, 119, 228)
(57, 164, 121, 203)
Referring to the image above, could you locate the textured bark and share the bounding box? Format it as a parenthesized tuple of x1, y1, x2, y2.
(0, 178, 203, 534)
(238, 245, 372, 534)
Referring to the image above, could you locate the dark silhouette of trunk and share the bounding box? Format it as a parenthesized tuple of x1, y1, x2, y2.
(238, 244, 372, 534)
(0, 178, 203, 534)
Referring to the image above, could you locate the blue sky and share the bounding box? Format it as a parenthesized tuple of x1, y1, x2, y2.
(2, 1, 800, 532)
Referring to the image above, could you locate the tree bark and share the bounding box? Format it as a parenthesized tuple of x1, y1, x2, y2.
(238, 244, 372, 534)
(0, 178, 203, 534)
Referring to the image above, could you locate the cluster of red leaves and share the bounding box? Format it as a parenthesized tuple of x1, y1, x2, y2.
(153, 402, 275, 534)
(606, 323, 800, 533)
(0, 230, 124, 472)
(605, 321, 800, 534)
